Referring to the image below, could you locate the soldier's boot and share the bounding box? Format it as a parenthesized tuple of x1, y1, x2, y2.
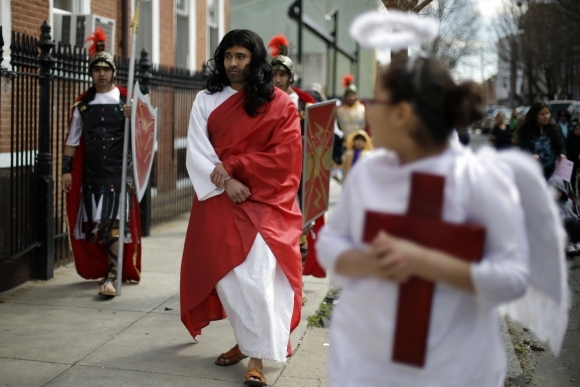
(99, 229, 119, 297)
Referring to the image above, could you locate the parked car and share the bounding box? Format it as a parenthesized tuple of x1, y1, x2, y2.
(515, 106, 529, 118)
(568, 102, 580, 123)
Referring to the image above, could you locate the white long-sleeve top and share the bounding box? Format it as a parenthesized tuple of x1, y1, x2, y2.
(66, 88, 121, 146)
(185, 87, 237, 201)
(316, 144, 530, 387)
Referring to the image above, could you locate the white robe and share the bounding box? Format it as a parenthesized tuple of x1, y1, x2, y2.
(316, 144, 530, 387)
(185, 87, 294, 362)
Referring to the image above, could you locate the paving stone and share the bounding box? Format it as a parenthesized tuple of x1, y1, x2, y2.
(45, 364, 241, 387)
(0, 303, 145, 364)
(0, 358, 69, 387)
(0, 269, 179, 313)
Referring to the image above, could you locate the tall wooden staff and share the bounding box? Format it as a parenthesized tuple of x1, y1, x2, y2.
(116, 3, 140, 296)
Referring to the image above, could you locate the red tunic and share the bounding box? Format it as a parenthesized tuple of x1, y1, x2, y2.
(180, 88, 303, 339)
(65, 86, 142, 282)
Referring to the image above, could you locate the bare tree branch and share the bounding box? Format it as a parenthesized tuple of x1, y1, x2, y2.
(420, 0, 482, 70)
(491, 0, 579, 103)
(413, 0, 435, 12)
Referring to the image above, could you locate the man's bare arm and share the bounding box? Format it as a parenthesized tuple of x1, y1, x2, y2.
(64, 145, 77, 158)
(62, 145, 78, 192)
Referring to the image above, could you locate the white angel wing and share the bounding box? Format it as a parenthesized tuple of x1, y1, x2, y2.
(477, 147, 569, 355)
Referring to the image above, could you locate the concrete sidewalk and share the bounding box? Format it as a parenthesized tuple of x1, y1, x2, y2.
(0, 211, 331, 387)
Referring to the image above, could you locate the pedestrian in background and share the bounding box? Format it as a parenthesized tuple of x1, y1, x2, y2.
(515, 102, 566, 179)
(336, 75, 366, 139)
(556, 109, 572, 142)
(548, 175, 580, 255)
(510, 109, 521, 144)
(509, 109, 520, 129)
(341, 130, 373, 179)
(566, 120, 580, 191)
(490, 112, 513, 150)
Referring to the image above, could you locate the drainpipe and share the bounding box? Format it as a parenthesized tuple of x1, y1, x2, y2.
(122, 0, 130, 58)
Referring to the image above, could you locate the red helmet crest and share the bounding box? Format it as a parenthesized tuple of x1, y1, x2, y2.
(268, 34, 289, 57)
(85, 26, 107, 57)
(342, 74, 355, 88)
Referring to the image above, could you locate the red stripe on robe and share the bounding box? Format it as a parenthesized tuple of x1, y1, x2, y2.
(65, 86, 142, 282)
(180, 88, 303, 339)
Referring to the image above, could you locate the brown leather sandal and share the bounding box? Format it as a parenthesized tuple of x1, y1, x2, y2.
(244, 366, 268, 386)
(215, 344, 247, 366)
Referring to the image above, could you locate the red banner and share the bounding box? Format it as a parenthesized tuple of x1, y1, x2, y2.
(302, 100, 336, 227)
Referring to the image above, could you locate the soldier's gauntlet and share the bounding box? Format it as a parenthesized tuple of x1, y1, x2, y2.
(62, 155, 74, 174)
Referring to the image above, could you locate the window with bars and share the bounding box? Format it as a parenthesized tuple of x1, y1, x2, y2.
(208, 0, 219, 58)
(135, 0, 153, 58)
(176, 0, 189, 69)
(54, 0, 73, 11)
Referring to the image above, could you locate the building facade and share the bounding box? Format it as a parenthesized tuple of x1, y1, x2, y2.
(229, 0, 377, 99)
(0, 0, 229, 292)
(1, 0, 230, 72)
(1, 0, 230, 165)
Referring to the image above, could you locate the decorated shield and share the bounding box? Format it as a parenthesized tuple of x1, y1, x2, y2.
(301, 100, 336, 228)
(131, 81, 158, 202)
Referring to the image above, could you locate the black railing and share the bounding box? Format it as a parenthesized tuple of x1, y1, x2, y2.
(1, 22, 205, 282)
(51, 42, 91, 268)
(147, 66, 201, 227)
(7, 31, 41, 264)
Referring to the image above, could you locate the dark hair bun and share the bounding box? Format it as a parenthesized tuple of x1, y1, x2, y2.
(451, 81, 483, 129)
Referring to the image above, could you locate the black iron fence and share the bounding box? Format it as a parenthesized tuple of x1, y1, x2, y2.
(0, 22, 204, 288)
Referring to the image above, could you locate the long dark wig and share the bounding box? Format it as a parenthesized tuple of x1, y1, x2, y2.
(516, 102, 563, 154)
(205, 29, 274, 117)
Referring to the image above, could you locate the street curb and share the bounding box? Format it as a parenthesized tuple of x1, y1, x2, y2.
(273, 284, 331, 386)
(500, 317, 528, 387)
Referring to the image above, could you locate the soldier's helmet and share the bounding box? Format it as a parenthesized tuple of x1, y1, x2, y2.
(268, 34, 293, 74)
(342, 74, 357, 95)
(85, 27, 116, 72)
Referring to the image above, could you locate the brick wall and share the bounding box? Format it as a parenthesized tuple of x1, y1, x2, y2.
(159, 0, 175, 67)
(0, 89, 12, 154)
(11, 0, 49, 38)
(196, 0, 207, 71)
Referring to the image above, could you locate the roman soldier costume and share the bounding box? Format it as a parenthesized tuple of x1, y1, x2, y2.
(64, 27, 141, 293)
(268, 34, 316, 118)
(337, 75, 366, 138)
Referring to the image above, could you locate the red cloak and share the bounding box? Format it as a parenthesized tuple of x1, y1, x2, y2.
(65, 86, 142, 282)
(180, 88, 303, 339)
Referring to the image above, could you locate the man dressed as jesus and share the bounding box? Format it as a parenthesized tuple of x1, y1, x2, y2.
(180, 29, 303, 386)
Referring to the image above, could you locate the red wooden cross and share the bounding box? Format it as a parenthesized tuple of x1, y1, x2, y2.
(363, 172, 486, 368)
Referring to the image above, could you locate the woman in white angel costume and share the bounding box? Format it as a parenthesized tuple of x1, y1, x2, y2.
(316, 11, 569, 387)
